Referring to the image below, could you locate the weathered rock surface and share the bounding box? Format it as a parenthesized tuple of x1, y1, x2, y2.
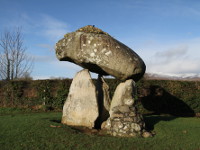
(102, 105, 147, 137)
(62, 69, 99, 128)
(101, 78, 152, 137)
(109, 79, 136, 116)
(56, 25, 146, 81)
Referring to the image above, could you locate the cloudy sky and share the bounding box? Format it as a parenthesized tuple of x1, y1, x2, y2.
(0, 0, 200, 79)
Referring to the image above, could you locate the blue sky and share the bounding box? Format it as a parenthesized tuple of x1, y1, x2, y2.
(1, 0, 200, 79)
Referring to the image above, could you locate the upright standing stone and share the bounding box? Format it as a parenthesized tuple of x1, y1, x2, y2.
(62, 69, 99, 128)
(109, 79, 135, 116)
(102, 79, 150, 137)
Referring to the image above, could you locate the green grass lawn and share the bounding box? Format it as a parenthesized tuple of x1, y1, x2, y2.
(0, 111, 200, 150)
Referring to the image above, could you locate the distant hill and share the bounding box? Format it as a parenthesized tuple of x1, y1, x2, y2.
(144, 73, 200, 81)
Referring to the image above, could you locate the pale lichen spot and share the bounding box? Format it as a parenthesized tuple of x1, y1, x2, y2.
(95, 56, 102, 64)
(90, 37, 94, 40)
(101, 48, 107, 53)
(105, 51, 112, 56)
(96, 59, 101, 64)
(116, 46, 120, 49)
(90, 53, 95, 57)
(88, 40, 91, 44)
(94, 49, 97, 52)
(83, 44, 86, 47)
(94, 44, 97, 47)
(68, 39, 71, 42)
(102, 60, 109, 66)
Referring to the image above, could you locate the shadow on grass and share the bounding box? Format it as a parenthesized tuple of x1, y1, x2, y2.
(143, 115, 177, 130)
(50, 119, 61, 123)
(138, 85, 195, 131)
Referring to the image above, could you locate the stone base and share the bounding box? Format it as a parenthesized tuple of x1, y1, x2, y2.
(62, 70, 152, 137)
(102, 105, 152, 138)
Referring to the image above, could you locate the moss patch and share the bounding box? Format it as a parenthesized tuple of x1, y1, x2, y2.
(76, 25, 109, 35)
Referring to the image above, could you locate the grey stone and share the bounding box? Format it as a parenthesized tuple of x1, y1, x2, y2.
(129, 112, 136, 117)
(109, 79, 135, 116)
(113, 132, 117, 136)
(113, 118, 121, 121)
(142, 131, 152, 138)
(129, 132, 137, 137)
(55, 25, 146, 81)
(110, 113, 124, 118)
(101, 121, 107, 129)
(131, 123, 141, 132)
(102, 118, 111, 130)
(118, 105, 130, 113)
(113, 121, 124, 129)
(119, 129, 127, 134)
(103, 78, 148, 137)
(124, 117, 134, 122)
(61, 69, 98, 128)
(111, 105, 130, 114)
(123, 125, 130, 131)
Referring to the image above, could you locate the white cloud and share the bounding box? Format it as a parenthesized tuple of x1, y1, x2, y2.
(11, 13, 70, 42)
(154, 45, 188, 61)
(39, 14, 69, 41)
(123, 36, 200, 77)
(144, 41, 200, 75)
(148, 59, 200, 74)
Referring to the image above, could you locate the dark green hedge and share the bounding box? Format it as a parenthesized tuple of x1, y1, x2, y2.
(136, 80, 200, 116)
(0, 79, 200, 116)
(0, 79, 71, 110)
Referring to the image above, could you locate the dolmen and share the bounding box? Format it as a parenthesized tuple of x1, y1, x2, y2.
(55, 25, 152, 137)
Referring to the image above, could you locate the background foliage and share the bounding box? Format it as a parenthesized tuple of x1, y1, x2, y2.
(0, 79, 199, 116)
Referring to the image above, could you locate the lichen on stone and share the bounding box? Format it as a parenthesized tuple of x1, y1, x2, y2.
(76, 25, 109, 35)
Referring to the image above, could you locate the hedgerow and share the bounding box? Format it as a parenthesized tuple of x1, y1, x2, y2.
(0, 79, 199, 116)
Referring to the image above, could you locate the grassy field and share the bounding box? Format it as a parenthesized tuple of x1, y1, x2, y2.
(0, 111, 200, 150)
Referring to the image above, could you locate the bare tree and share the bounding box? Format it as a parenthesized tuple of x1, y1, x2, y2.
(0, 27, 33, 80)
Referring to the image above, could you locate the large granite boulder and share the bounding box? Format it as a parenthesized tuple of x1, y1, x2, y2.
(55, 25, 146, 81)
(62, 69, 99, 128)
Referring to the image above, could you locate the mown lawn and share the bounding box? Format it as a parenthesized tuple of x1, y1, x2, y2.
(0, 111, 200, 150)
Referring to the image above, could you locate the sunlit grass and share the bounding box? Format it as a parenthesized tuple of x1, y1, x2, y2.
(0, 112, 200, 150)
